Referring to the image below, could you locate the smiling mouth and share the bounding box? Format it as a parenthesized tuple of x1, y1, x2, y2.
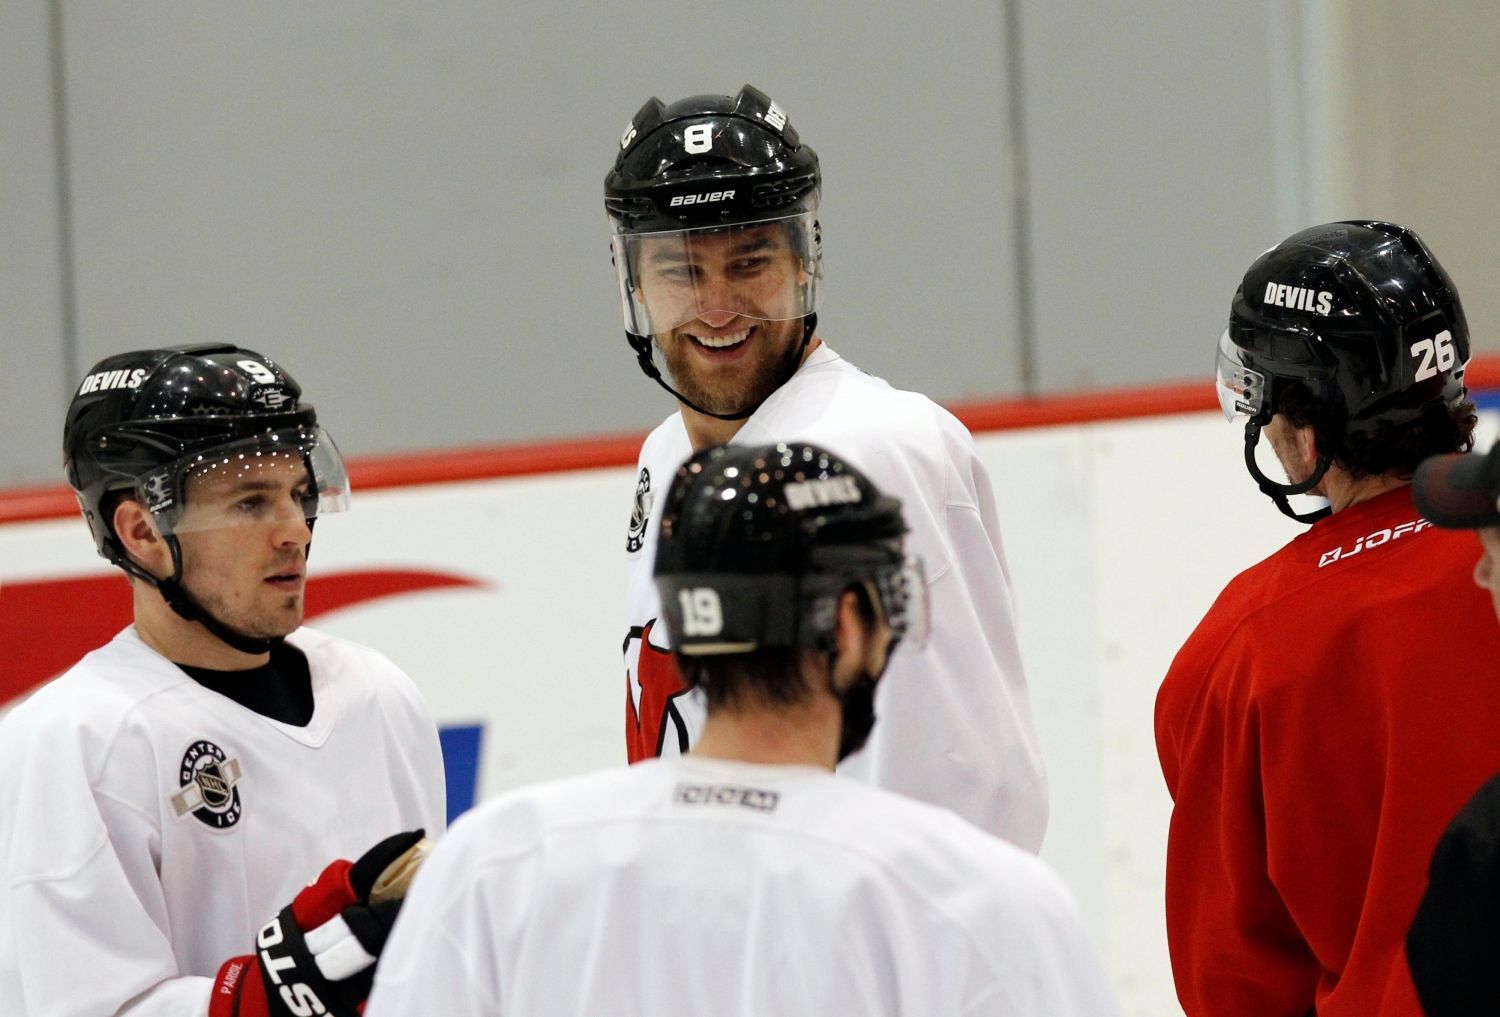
(687, 326, 751, 351)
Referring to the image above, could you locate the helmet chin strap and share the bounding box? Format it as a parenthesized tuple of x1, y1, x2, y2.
(1243, 417, 1333, 524)
(626, 314, 818, 422)
(115, 535, 287, 657)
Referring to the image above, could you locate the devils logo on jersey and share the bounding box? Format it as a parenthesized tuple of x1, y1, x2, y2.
(170, 739, 245, 829)
(626, 467, 653, 553)
(625, 618, 689, 761)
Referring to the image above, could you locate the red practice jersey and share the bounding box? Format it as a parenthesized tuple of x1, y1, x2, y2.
(1156, 485, 1500, 1017)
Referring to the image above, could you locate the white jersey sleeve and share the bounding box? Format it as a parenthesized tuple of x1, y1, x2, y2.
(0, 626, 446, 1017)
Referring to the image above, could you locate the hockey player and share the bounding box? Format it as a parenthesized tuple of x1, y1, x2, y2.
(606, 83, 1047, 850)
(366, 442, 1118, 1016)
(0, 345, 446, 1017)
(1155, 222, 1500, 1016)
(1402, 443, 1500, 1014)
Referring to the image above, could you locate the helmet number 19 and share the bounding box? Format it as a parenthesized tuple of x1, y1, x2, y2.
(683, 124, 713, 155)
(678, 588, 723, 637)
(1411, 330, 1457, 382)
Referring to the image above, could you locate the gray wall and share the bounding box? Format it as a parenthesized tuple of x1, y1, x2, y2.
(4, 1, 1497, 488)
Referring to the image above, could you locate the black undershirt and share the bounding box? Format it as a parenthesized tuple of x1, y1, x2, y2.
(178, 641, 315, 726)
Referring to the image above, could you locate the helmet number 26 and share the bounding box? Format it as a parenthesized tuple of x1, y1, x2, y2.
(1411, 330, 1457, 382)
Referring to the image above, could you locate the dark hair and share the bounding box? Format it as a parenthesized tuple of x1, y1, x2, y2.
(1276, 382, 1477, 479)
(680, 648, 812, 714)
(676, 584, 878, 714)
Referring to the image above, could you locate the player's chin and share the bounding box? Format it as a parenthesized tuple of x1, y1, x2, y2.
(261, 601, 305, 636)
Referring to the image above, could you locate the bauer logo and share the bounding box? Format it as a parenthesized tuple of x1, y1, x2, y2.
(77, 367, 147, 395)
(141, 471, 175, 513)
(1317, 518, 1430, 568)
(785, 475, 862, 512)
(668, 190, 735, 207)
(170, 739, 245, 829)
(1264, 282, 1334, 315)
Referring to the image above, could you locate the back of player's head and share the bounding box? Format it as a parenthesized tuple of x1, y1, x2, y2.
(1220, 221, 1470, 444)
(64, 343, 347, 569)
(1216, 222, 1476, 516)
(653, 442, 922, 707)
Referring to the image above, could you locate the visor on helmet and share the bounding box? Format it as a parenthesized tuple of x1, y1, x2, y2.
(1215, 328, 1267, 422)
(611, 211, 820, 336)
(136, 424, 350, 536)
(877, 554, 929, 651)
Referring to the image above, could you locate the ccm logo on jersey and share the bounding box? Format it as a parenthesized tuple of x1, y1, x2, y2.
(785, 475, 862, 511)
(77, 368, 147, 395)
(1264, 282, 1333, 315)
(1318, 517, 1430, 568)
(256, 916, 328, 1017)
(675, 782, 780, 812)
(669, 190, 735, 207)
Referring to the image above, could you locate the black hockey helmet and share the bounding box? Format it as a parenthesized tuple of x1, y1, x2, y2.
(653, 442, 925, 657)
(605, 83, 820, 235)
(1216, 221, 1469, 522)
(604, 85, 823, 421)
(63, 344, 349, 651)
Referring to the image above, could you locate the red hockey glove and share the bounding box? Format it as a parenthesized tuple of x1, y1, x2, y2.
(209, 830, 431, 1017)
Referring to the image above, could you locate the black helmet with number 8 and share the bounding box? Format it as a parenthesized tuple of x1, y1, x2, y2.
(604, 84, 823, 421)
(653, 442, 925, 657)
(63, 343, 349, 652)
(1215, 220, 1469, 522)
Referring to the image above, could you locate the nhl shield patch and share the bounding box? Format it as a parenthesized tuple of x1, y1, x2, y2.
(626, 467, 653, 553)
(171, 739, 244, 829)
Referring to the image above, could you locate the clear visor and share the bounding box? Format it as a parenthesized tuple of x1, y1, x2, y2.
(878, 555, 930, 651)
(610, 211, 821, 336)
(138, 425, 350, 536)
(1215, 328, 1266, 421)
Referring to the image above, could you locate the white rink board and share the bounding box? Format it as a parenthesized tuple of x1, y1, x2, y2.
(8, 408, 1497, 1017)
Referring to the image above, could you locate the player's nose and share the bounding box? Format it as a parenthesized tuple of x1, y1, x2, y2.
(270, 500, 312, 545)
(696, 307, 740, 329)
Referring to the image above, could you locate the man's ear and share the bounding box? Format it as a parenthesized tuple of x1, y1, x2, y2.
(832, 587, 881, 688)
(833, 589, 864, 664)
(1295, 421, 1321, 467)
(113, 499, 170, 580)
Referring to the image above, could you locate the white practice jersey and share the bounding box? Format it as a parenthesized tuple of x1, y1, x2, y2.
(368, 755, 1117, 1017)
(0, 626, 447, 1017)
(623, 343, 1047, 849)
